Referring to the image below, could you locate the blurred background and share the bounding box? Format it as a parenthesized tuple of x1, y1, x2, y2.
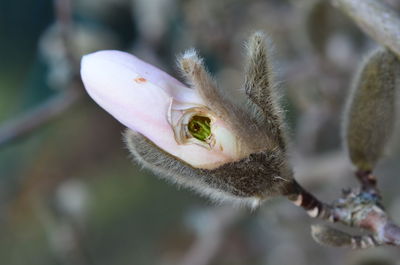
(1, 0, 400, 264)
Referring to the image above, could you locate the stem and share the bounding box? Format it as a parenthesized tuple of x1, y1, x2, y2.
(287, 181, 337, 222)
(288, 180, 400, 247)
(355, 170, 377, 191)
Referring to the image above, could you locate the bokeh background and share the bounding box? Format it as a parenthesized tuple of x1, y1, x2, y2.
(1, 0, 400, 264)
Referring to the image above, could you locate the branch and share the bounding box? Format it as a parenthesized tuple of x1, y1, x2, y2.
(0, 86, 82, 147)
(0, 0, 83, 148)
(287, 178, 400, 248)
(286, 3, 400, 246)
(331, 0, 400, 57)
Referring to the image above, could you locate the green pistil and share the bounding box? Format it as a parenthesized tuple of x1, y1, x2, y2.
(188, 116, 211, 141)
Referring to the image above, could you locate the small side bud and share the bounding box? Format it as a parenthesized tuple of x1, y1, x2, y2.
(311, 224, 378, 248)
(311, 224, 353, 247)
(343, 48, 400, 171)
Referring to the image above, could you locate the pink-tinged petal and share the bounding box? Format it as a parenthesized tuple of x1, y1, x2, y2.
(81, 50, 238, 168)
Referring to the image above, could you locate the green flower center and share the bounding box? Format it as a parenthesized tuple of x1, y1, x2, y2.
(188, 116, 211, 141)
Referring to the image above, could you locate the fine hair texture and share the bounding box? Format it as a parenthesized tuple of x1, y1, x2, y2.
(177, 32, 287, 156)
(124, 32, 295, 205)
(125, 130, 294, 206)
(343, 48, 400, 171)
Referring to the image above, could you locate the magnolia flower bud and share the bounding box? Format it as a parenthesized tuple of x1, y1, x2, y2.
(81, 50, 241, 169)
(343, 48, 400, 171)
(81, 32, 294, 206)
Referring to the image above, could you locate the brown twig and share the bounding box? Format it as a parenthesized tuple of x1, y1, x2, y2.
(288, 177, 400, 248)
(287, 181, 337, 222)
(282, 0, 400, 249)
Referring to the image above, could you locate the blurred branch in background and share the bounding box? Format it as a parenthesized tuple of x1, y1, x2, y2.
(332, 0, 400, 58)
(0, 0, 95, 264)
(0, 86, 82, 148)
(0, 0, 82, 148)
(177, 207, 243, 265)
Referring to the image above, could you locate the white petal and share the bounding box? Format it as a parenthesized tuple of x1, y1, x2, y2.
(81, 50, 237, 168)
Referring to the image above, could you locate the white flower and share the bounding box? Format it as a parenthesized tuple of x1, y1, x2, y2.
(81, 50, 241, 169)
